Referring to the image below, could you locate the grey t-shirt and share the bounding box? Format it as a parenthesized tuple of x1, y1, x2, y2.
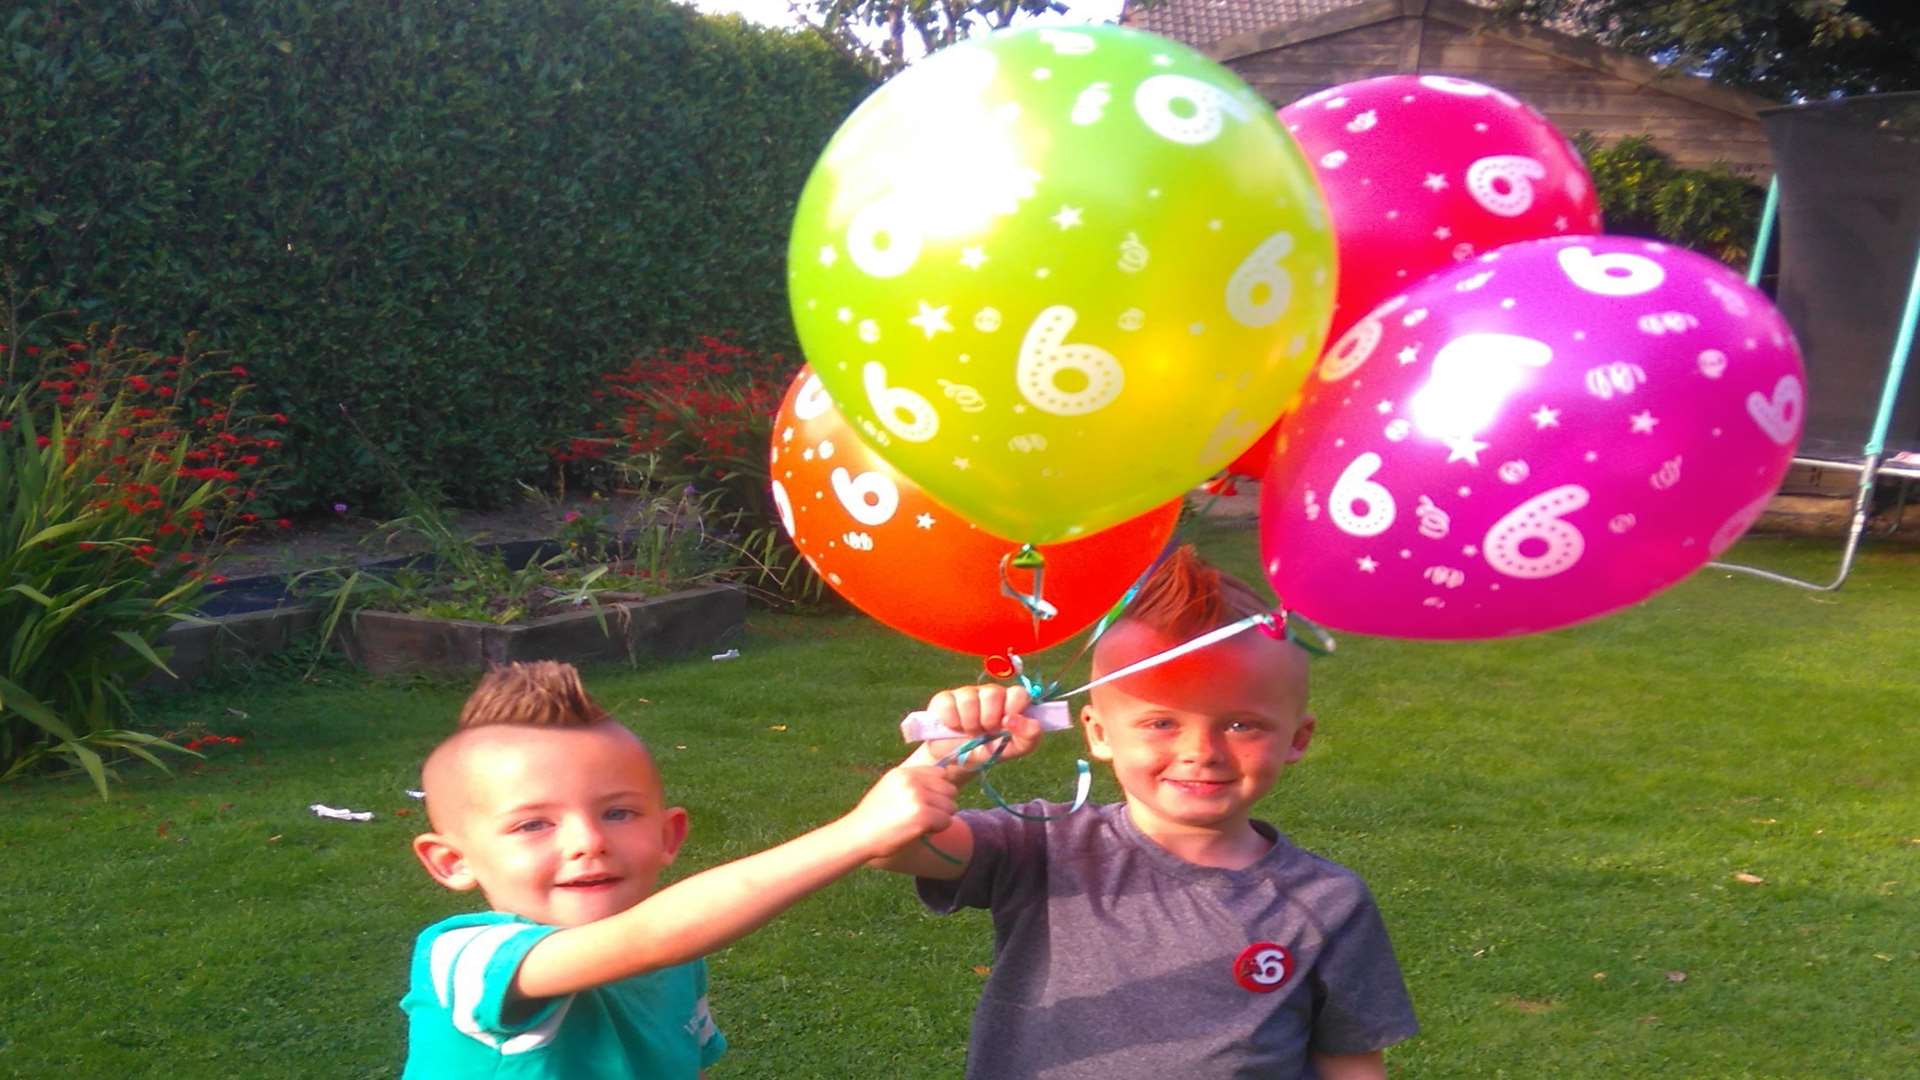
(918, 801, 1417, 1080)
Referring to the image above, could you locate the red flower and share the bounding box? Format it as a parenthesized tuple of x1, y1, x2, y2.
(155, 386, 174, 397)
(275, 518, 292, 529)
(230, 365, 249, 377)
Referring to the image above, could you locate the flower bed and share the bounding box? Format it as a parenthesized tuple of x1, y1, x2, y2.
(339, 584, 745, 676)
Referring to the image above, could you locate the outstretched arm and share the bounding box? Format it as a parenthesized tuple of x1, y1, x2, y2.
(869, 684, 1038, 880)
(513, 762, 956, 999)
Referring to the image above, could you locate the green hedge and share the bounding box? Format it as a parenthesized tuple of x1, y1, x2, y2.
(1574, 132, 1765, 269)
(2, 0, 871, 509)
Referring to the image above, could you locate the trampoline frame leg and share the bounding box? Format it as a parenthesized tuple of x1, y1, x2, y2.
(1708, 454, 1880, 591)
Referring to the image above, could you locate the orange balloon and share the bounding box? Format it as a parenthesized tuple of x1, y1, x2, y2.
(769, 367, 1181, 656)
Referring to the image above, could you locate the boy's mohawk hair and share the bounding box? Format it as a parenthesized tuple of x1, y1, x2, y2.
(1118, 545, 1273, 641)
(457, 661, 611, 730)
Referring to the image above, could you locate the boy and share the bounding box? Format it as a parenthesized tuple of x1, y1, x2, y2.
(875, 547, 1418, 1079)
(403, 661, 958, 1077)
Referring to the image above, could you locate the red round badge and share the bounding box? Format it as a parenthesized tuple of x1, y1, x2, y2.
(1233, 942, 1293, 993)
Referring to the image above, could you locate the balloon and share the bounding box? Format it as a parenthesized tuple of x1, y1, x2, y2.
(1280, 75, 1602, 339)
(1225, 410, 1289, 481)
(770, 367, 1181, 655)
(1259, 235, 1804, 639)
(788, 25, 1335, 544)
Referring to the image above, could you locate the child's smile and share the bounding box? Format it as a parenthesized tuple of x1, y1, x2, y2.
(427, 723, 689, 926)
(1083, 621, 1313, 860)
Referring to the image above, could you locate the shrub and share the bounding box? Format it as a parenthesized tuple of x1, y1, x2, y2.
(1575, 133, 1766, 266)
(0, 0, 873, 511)
(561, 335, 823, 603)
(1, 310, 284, 794)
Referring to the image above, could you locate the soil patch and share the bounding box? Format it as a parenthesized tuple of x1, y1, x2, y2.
(208, 492, 660, 581)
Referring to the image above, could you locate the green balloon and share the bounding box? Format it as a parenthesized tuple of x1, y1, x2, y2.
(788, 25, 1335, 543)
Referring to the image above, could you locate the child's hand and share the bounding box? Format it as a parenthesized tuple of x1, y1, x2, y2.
(922, 683, 1042, 769)
(842, 762, 960, 858)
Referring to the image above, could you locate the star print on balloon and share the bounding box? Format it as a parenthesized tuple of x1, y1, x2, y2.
(1259, 235, 1805, 639)
(1280, 74, 1603, 341)
(770, 367, 1180, 655)
(788, 25, 1336, 545)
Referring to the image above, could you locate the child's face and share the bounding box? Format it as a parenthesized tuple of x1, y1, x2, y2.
(416, 723, 687, 927)
(1082, 621, 1313, 839)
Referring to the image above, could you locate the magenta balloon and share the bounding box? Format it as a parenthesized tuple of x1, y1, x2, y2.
(1280, 74, 1603, 341)
(1259, 235, 1805, 639)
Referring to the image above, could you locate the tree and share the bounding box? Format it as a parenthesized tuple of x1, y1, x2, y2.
(1495, 0, 1920, 100)
(791, 0, 1072, 77)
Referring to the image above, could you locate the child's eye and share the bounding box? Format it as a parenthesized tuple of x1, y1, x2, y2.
(603, 807, 638, 822)
(511, 819, 550, 834)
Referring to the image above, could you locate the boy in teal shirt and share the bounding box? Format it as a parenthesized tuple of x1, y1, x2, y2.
(401, 661, 958, 1077)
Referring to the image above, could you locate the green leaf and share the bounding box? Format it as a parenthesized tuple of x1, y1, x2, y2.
(0, 675, 79, 740)
(5, 583, 56, 607)
(19, 518, 96, 550)
(112, 630, 178, 678)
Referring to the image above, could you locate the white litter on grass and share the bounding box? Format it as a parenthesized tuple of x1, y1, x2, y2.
(405, 789, 425, 800)
(310, 803, 374, 822)
(710, 649, 740, 661)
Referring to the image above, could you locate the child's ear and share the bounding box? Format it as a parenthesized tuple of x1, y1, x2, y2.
(658, 806, 690, 865)
(412, 832, 478, 891)
(1284, 713, 1317, 764)
(1080, 704, 1115, 763)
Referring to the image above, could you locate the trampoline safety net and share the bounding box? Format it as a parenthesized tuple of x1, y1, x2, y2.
(1760, 92, 1920, 459)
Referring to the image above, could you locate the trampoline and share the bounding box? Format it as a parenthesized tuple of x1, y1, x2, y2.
(1712, 92, 1920, 589)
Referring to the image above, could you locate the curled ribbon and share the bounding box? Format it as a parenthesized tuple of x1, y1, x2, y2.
(998, 545, 1058, 637)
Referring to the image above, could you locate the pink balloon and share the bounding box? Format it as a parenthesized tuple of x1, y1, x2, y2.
(1280, 75, 1602, 340)
(1260, 235, 1805, 639)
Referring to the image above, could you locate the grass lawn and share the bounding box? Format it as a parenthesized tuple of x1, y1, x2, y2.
(3, 521, 1917, 1078)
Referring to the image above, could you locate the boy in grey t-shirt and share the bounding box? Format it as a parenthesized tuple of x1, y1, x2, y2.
(875, 547, 1417, 1079)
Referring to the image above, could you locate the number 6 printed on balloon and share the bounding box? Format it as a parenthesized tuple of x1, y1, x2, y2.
(830, 466, 900, 527)
(793, 373, 833, 421)
(1465, 155, 1547, 218)
(1133, 74, 1252, 145)
(1328, 452, 1396, 537)
(1018, 306, 1125, 416)
(863, 362, 940, 443)
(1483, 485, 1589, 579)
(845, 194, 924, 279)
(1225, 231, 1296, 328)
(1557, 245, 1665, 298)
